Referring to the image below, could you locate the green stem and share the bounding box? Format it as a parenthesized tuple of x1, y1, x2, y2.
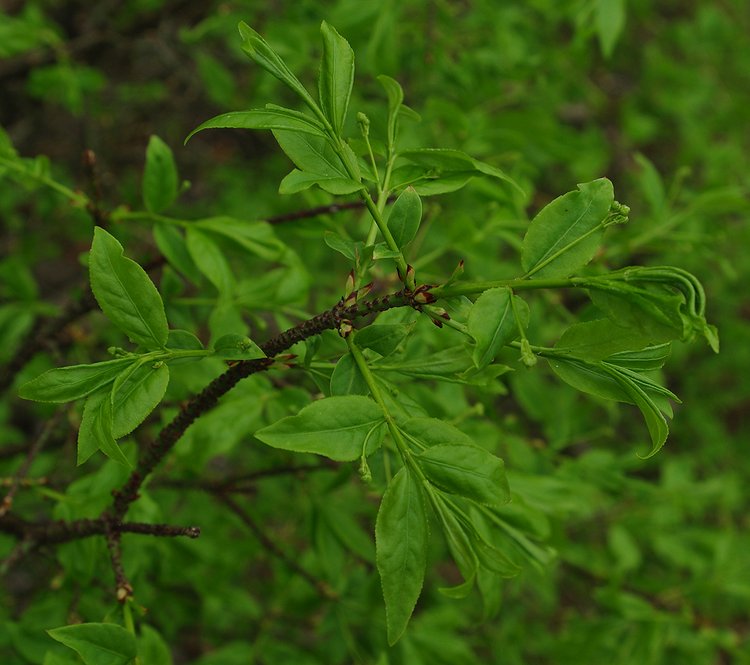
(0, 156, 89, 206)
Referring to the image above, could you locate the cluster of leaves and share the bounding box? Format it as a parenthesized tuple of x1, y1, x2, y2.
(2, 2, 748, 664)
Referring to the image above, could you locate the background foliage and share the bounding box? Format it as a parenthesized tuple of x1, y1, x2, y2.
(1, 1, 749, 663)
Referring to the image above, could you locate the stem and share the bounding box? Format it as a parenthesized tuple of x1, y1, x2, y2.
(0, 156, 89, 206)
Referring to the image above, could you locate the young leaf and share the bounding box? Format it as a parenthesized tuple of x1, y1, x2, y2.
(273, 130, 347, 177)
(143, 135, 178, 214)
(185, 107, 327, 144)
(47, 623, 137, 665)
(89, 227, 169, 349)
(521, 178, 614, 279)
(111, 362, 170, 439)
(153, 223, 197, 279)
(212, 334, 265, 360)
(77, 390, 131, 467)
(237, 22, 320, 115)
(318, 21, 355, 135)
(468, 288, 529, 369)
(376, 467, 428, 645)
(18, 358, 132, 403)
(278, 169, 363, 195)
(418, 444, 510, 506)
(387, 187, 422, 249)
(596, 0, 626, 59)
(377, 75, 403, 152)
(254, 396, 385, 461)
(330, 353, 369, 396)
(401, 417, 475, 448)
(355, 323, 414, 357)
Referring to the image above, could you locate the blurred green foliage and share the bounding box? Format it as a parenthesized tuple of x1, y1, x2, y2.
(1, 1, 748, 663)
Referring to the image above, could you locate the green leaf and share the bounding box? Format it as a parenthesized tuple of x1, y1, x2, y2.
(377, 75, 403, 152)
(401, 417, 475, 448)
(418, 444, 510, 506)
(387, 187, 422, 249)
(237, 22, 320, 115)
(18, 358, 132, 403)
(185, 227, 235, 295)
(355, 323, 414, 357)
(273, 130, 347, 177)
(255, 395, 385, 461)
(191, 217, 286, 262)
(185, 107, 327, 144)
(47, 623, 136, 665)
(323, 231, 359, 260)
(89, 227, 169, 349)
(376, 467, 428, 645)
(596, 0, 626, 58)
(167, 329, 204, 351)
(521, 178, 614, 279)
(212, 334, 265, 360)
(137, 625, 173, 665)
(330, 353, 368, 396)
(153, 223, 197, 279)
(77, 390, 132, 467)
(143, 135, 178, 214)
(555, 318, 655, 361)
(318, 21, 355, 134)
(375, 346, 473, 381)
(605, 344, 672, 371)
(278, 169, 363, 195)
(468, 287, 529, 369)
(111, 362, 170, 439)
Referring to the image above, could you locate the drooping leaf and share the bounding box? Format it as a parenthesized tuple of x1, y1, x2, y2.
(237, 22, 320, 115)
(521, 178, 614, 279)
(555, 318, 655, 361)
(185, 107, 327, 144)
(387, 187, 422, 249)
(89, 227, 169, 349)
(77, 390, 131, 467)
(191, 217, 286, 262)
(111, 362, 170, 439)
(143, 135, 178, 214)
(418, 444, 510, 506)
(254, 396, 385, 461)
(47, 623, 136, 665)
(18, 358, 132, 403)
(468, 287, 529, 369)
(400, 417, 475, 448)
(376, 467, 428, 645)
(318, 21, 355, 134)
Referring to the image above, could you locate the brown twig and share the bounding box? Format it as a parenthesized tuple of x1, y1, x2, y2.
(264, 196, 394, 225)
(216, 492, 337, 600)
(0, 409, 64, 517)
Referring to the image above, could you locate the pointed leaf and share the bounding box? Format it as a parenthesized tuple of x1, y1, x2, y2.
(89, 227, 168, 349)
(212, 334, 265, 360)
(18, 358, 132, 403)
(418, 444, 510, 506)
(47, 623, 136, 665)
(521, 178, 614, 278)
(255, 396, 385, 461)
(319, 21, 355, 134)
(77, 390, 131, 467)
(185, 107, 326, 144)
(185, 227, 234, 295)
(330, 353, 368, 396)
(387, 187, 422, 249)
(111, 362, 170, 439)
(376, 468, 428, 645)
(468, 287, 529, 369)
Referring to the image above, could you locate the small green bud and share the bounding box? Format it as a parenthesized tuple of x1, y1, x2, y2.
(520, 338, 537, 367)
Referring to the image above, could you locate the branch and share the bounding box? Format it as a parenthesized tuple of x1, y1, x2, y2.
(216, 492, 337, 600)
(0, 409, 64, 517)
(110, 288, 412, 520)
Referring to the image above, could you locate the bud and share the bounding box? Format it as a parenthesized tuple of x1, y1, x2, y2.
(358, 455, 372, 483)
(520, 338, 537, 367)
(357, 112, 371, 137)
(344, 270, 356, 298)
(414, 291, 436, 304)
(431, 317, 444, 328)
(338, 320, 354, 338)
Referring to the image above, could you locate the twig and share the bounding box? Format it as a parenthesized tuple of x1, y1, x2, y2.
(104, 526, 132, 602)
(153, 462, 334, 493)
(0, 409, 64, 517)
(216, 492, 337, 600)
(264, 197, 394, 225)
